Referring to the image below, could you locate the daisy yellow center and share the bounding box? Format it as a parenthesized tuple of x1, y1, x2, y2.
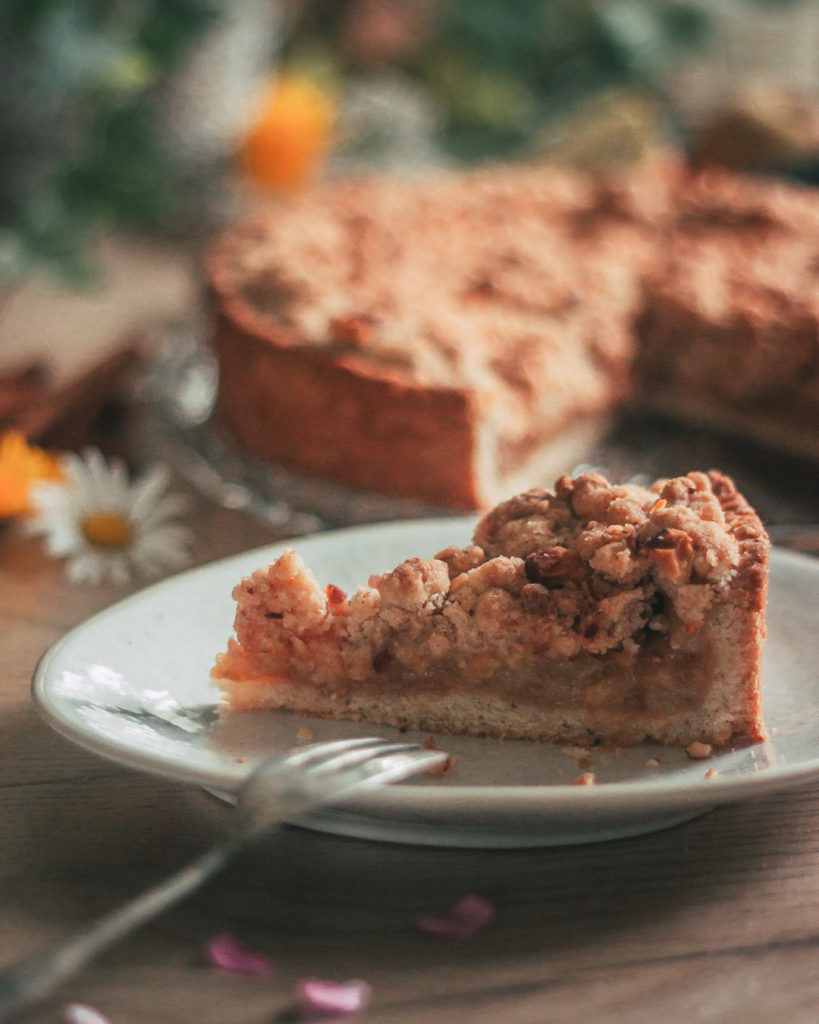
(81, 510, 134, 550)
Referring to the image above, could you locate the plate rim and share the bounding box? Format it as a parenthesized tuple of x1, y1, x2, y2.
(31, 517, 819, 813)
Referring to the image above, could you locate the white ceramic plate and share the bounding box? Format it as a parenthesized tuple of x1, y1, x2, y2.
(32, 519, 819, 848)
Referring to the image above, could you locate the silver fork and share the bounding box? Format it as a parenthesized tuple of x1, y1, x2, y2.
(0, 737, 446, 1022)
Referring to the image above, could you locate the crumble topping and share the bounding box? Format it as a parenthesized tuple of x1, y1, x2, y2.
(226, 472, 748, 690)
(217, 166, 647, 403)
(365, 470, 742, 665)
(467, 471, 741, 646)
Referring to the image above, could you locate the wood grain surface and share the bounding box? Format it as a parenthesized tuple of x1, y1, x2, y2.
(3, 475, 818, 1024)
(1, 251, 817, 1024)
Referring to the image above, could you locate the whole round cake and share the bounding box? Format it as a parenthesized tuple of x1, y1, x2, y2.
(208, 160, 819, 508)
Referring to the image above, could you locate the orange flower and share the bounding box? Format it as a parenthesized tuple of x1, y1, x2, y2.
(0, 431, 64, 518)
(238, 74, 335, 191)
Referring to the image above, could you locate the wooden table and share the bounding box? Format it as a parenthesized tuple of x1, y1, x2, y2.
(1, 254, 818, 1024)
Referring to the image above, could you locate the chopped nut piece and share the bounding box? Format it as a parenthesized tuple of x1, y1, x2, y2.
(645, 528, 695, 580)
(686, 741, 713, 759)
(571, 771, 596, 786)
(296, 726, 316, 743)
(705, 767, 719, 779)
(524, 547, 588, 587)
(645, 757, 661, 768)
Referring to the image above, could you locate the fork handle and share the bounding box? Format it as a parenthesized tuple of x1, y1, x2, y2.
(0, 833, 247, 1022)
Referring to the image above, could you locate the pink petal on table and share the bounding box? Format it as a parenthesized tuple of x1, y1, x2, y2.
(296, 977, 372, 1016)
(61, 1005, 111, 1024)
(203, 931, 274, 974)
(417, 893, 496, 938)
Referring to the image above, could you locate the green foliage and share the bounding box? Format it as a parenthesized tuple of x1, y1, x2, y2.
(0, 0, 217, 281)
(415, 0, 710, 160)
(3, 0, 773, 280)
(284, 1, 713, 163)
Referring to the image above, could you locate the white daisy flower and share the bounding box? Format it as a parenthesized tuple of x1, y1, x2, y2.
(29, 448, 193, 585)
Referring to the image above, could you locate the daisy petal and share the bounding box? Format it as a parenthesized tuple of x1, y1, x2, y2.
(129, 464, 172, 522)
(103, 458, 130, 508)
(45, 522, 82, 558)
(296, 978, 372, 1017)
(28, 494, 80, 554)
(136, 520, 194, 549)
(61, 451, 88, 490)
(138, 492, 190, 529)
(136, 523, 193, 553)
(417, 894, 495, 938)
(133, 530, 192, 575)
(79, 449, 113, 507)
(66, 551, 106, 586)
(28, 479, 71, 527)
(106, 553, 133, 587)
(204, 932, 274, 975)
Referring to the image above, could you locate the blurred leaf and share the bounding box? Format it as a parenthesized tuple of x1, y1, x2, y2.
(593, 1, 709, 82)
(0, 0, 217, 280)
(136, 0, 219, 64)
(405, 0, 711, 160)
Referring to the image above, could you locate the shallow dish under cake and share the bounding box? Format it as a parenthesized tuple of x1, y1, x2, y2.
(32, 518, 819, 848)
